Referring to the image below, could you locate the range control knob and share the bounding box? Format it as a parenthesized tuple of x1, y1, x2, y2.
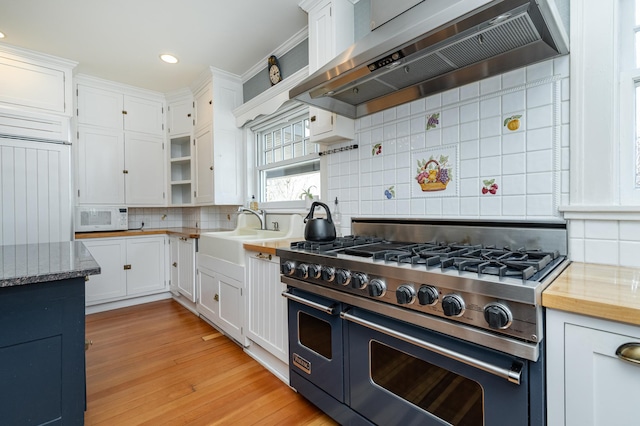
(368, 279, 387, 297)
(295, 264, 309, 279)
(441, 294, 465, 317)
(484, 303, 513, 330)
(351, 272, 368, 289)
(396, 285, 416, 304)
(336, 269, 351, 286)
(281, 261, 295, 276)
(321, 266, 335, 282)
(418, 285, 439, 306)
(308, 264, 322, 279)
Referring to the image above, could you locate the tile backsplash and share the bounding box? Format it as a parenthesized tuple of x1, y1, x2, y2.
(128, 206, 238, 231)
(326, 57, 570, 237)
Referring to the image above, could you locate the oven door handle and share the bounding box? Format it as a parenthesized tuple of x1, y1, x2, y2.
(341, 310, 522, 385)
(282, 291, 337, 315)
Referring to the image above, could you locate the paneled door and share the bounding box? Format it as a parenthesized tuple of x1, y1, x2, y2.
(0, 137, 71, 245)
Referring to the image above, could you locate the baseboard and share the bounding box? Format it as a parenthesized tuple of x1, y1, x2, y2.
(84, 292, 171, 314)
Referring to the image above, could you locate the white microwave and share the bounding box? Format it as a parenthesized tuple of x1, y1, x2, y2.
(75, 206, 128, 232)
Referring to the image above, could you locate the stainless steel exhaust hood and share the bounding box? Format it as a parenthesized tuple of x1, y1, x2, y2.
(290, 0, 569, 119)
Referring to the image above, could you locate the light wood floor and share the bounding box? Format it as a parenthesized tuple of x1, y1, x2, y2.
(84, 299, 337, 425)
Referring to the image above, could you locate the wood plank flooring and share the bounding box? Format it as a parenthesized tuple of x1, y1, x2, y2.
(84, 299, 337, 425)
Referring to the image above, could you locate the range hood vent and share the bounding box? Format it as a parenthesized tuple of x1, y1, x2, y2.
(290, 0, 569, 119)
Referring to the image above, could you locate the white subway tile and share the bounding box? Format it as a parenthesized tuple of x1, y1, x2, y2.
(442, 107, 460, 127)
(411, 198, 426, 215)
(371, 111, 384, 126)
(371, 127, 384, 143)
(460, 140, 479, 160)
(526, 105, 553, 130)
(361, 200, 373, 215)
(585, 220, 619, 239)
(383, 168, 395, 183)
(480, 116, 501, 138)
(460, 121, 479, 141)
(527, 84, 553, 108)
(384, 200, 397, 215)
(425, 198, 442, 215)
(554, 56, 570, 78)
(442, 126, 460, 144)
(527, 172, 553, 194)
(502, 91, 526, 114)
(561, 100, 570, 125)
(359, 115, 372, 130)
(442, 88, 460, 105)
(396, 166, 411, 183)
(480, 75, 501, 94)
(411, 117, 426, 135)
(460, 103, 479, 123)
(460, 197, 479, 216)
(502, 132, 526, 154)
(584, 239, 619, 265)
(502, 195, 526, 216)
(460, 178, 478, 196)
(561, 78, 570, 102)
(397, 103, 411, 118)
(425, 94, 441, 110)
(396, 150, 410, 168)
(442, 198, 460, 216)
(460, 82, 480, 100)
(501, 174, 525, 195)
(460, 159, 479, 178)
(480, 136, 501, 157)
(527, 60, 554, 82)
(425, 129, 442, 147)
(360, 158, 371, 173)
(384, 124, 397, 140)
(411, 98, 426, 114)
(480, 196, 501, 216)
(619, 221, 640, 241)
(396, 199, 411, 215)
(411, 133, 426, 150)
(527, 149, 553, 173)
(480, 156, 501, 176)
(619, 241, 640, 268)
(561, 124, 569, 147)
(502, 153, 526, 175)
(569, 238, 585, 262)
(502, 68, 526, 89)
(527, 127, 553, 151)
(526, 194, 553, 216)
(396, 120, 410, 138)
(480, 97, 501, 119)
(383, 108, 397, 123)
(561, 170, 569, 193)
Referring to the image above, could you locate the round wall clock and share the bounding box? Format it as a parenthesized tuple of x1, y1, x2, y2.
(268, 55, 282, 86)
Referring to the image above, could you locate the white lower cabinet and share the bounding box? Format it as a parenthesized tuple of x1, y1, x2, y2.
(547, 309, 640, 426)
(245, 252, 288, 364)
(169, 236, 196, 302)
(197, 253, 244, 344)
(82, 236, 166, 306)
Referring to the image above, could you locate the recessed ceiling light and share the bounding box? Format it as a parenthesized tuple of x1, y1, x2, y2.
(160, 54, 178, 64)
(0, 32, 5, 39)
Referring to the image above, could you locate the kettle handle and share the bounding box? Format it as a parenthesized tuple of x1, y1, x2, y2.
(304, 201, 333, 223)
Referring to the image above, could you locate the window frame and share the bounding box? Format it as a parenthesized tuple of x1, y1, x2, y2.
(250, 103, 319, 210)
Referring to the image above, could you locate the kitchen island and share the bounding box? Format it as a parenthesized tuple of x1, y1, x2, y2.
(0, 241, 100, 426)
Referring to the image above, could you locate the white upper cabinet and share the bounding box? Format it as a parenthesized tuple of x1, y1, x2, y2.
(301, 0, 355, 144)
(167, 98, 193, 136)
(190, 68, 243, 206)
(0, 44, 76, 117)
(77, 84, 164, 135)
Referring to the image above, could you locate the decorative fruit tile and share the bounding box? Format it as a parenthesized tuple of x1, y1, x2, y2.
(503, 114, 523, 131)
(426, 112, 440, 130)
(384, 186, 395, 199)
(372, 143, 382, 156)
(481, 178, 499, 195)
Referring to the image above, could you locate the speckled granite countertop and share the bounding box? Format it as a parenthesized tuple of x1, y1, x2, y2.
(0, 241, 101, 288)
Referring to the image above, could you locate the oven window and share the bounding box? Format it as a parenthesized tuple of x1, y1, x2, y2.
(370, 341, 483, 426)
(298, 312, 332, 359)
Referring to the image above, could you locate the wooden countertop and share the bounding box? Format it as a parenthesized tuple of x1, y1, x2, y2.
(75, 227, 227, 240)
(243, 239, 297, 256)
(542, 262, 640, 326)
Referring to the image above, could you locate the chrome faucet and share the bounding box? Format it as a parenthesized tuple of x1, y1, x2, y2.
(237, 206, 267, 230)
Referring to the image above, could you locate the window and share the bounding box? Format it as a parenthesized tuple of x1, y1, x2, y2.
(254, 107, 320, 204)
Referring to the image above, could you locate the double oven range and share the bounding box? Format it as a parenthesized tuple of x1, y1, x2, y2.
(276, 219, 570, 426)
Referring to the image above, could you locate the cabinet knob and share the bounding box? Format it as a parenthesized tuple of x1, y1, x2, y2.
(209, 100, 212, 105)
(209, 166, 213, 170)
(122, 110, 128, 115)
(172, 262, 178, 267)
(123, 264, 132, 270)
(310, 115, 317, 122)
(187, 113, 192, 117)
(616, 343, 640, 365)
(123, 170, 129, 174)
(214, 293, 219, 302)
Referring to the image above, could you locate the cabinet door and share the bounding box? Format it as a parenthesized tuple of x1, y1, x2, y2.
(564, 323, 640, 426)
(193, 127, 213, 204)
(169, 236, 179, 295)
(82, 239, 127, 304)
(123, 95, 164, 135)
(246, 254, 288, 363)
(76, 126, 125, 205)
(197, 267, 218, 323)
(76, 85, 123, 129)
(193, 84, 212, 132)
(168, 99, 193, 136)
(177, 237, 195, 302)
(308, 0, 333, 73)
(124, 133, 165, 205)
(218, 273, 243, 343)
(125, 236, 165, 295)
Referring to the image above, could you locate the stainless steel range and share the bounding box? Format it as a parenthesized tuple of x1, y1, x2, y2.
(277, 219, 570, 426)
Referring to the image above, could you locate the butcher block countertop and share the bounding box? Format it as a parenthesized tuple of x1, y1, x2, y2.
(75, 227, 227, 240)
(243, 239, 298, 256)
(542, 262, 640, 326)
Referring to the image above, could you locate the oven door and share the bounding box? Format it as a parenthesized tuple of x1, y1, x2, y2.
(343, 307, 530, 426)
(285, 288, 345, 402)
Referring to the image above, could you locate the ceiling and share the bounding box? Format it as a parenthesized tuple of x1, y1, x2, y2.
(0, 0, 308, 93)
